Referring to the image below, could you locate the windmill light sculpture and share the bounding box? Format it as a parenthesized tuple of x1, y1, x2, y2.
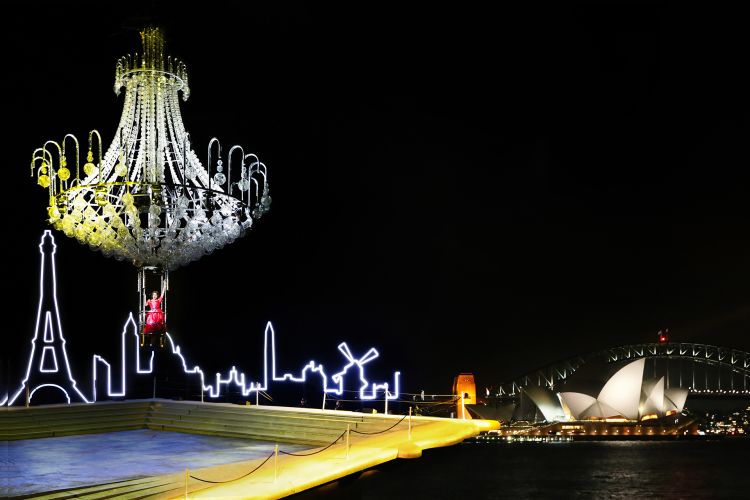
(29, 27, 270, 340)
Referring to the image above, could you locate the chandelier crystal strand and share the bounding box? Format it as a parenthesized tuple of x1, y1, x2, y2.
(30, 27, 270, 270)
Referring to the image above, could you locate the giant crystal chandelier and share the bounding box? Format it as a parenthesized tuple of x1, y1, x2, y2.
(30, 28, 271, 270)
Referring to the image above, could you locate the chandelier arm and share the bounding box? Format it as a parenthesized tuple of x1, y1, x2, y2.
(255, 161, 268, 179)
(30, 151, 39, 178)
(243, 153, 260, 205)
(31, 153, 45, 178)
(254, 163, 268, 200)
(250, 177, 259, 206)
(43, 141, 63, 195)
(62, 134, 81, 184)
(31, 149, 54, 197)
(88, 130, 104, 185)
(207, 137, 221, 195)
(227, 145, 244, 197)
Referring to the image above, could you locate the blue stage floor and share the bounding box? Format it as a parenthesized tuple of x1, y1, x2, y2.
(2, 429, 310, 496)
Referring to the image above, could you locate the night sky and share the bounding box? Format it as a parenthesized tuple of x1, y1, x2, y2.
(4, 2, 750, 397)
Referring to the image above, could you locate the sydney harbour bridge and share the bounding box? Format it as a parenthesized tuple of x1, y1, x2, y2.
(496, 342, 750, 397)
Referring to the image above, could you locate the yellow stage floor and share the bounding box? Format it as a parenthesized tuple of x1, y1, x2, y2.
(174, 408, 499, 499)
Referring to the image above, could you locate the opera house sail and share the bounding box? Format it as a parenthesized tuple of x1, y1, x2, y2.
(523, 359, 689, 422)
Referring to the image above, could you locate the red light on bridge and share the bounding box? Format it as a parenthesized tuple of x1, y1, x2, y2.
(658, 329, 669, 344)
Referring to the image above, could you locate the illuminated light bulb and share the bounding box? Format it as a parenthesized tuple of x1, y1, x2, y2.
(61, 215, 74, 231)
(125, 203, 138, 217)
(122, 192, 134, 206)
(84, 206, 97, 221)
(47, 205, 61, 221)
(115, 154, 127, 177)
(95, 188, 109, 207)
(213, 159, 226, 185)
(38, 175, 50, 188)
(84, 162, 98, 176)
(148, 214, 160, 228)
(73, 194, 87, 210)
(75, 225, 88, 241)
(219, 203, 233, 217)
(103, 204, 117, 218)
(88, 232, 102, 248)
(58, 167, 71, 181)
(213, 172, 226, 185)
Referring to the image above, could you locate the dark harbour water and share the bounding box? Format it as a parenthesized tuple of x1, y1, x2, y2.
(294, 440, 750, 499)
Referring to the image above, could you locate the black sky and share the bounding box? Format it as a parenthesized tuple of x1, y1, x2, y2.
(4, 1, 750, 396)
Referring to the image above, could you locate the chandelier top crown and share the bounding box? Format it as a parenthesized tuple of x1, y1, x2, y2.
(140, 26, 166, 70)
(115, 26, 190, 99)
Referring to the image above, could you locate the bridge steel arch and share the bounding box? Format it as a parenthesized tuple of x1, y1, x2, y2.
(497, 343, 750, 397)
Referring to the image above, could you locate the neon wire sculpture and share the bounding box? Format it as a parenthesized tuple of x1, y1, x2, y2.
(28, 27, 270, 339)
(7, 231, 400, 405)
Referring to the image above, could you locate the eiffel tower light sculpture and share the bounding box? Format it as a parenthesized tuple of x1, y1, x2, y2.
(29, 27, 270, 271)
(7, 231, 89, 405)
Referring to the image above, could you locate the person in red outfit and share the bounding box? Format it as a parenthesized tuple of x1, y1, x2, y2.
(144, 287, 166, 334)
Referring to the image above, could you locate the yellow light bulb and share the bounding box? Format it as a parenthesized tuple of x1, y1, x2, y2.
(61, 221, 72, 233)
(38, 175, 50, 188)
(75, 225, 87, 241)
(95, 190, 108, 207)
(84, 162, 97, 176)
(89, 232, 102, 247)
(115, 162, 127, 177)
(58, 167, 71, 181)
(47, 206, 61, 221)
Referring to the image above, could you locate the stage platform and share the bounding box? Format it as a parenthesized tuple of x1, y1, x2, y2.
(4, 429, 309, 496)
(1, 399, 499, 498)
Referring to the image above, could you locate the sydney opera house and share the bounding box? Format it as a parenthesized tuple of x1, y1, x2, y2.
(471, 359, 697, 438)
(523, 358, 689, 423)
